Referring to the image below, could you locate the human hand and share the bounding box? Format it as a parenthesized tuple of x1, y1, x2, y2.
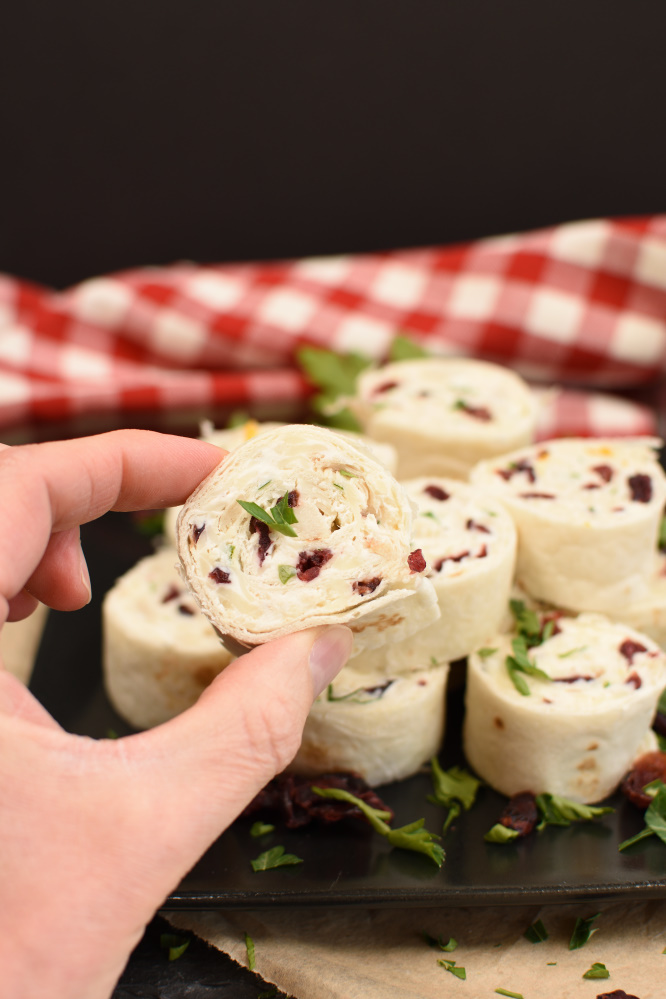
(0, 430, 352, 998)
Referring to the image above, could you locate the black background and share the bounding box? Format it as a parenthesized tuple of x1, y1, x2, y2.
(1, 1, 665, 289)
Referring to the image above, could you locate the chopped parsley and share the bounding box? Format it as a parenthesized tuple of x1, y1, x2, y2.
(296, 345, 371, 430)
(237, 493, 298, 537)
(250, 821, 275, 837)
(339, 468, 356, 478)
(428, 759, 481, 833)
(250, 845, 304, 872)
(569, 912, 600, 950)
(389, 334, 430, 361)
(659, 515, 666, 551)
(227, 410, 251, 428)
(422, 931, 457, 952)
(244, 932, 256, 971)
(332, 482, 344, 490)
(535, 793, 613, 831)
(477, 647, 498, 658)
(524, 919, 549, 943)
(484, 824, 520, 844)
(438, 958, 466, 979)
(582, 961, 609, 979)
(160, 933, 190, 961)
(278, 564, 297, 584)
(312, 786, 444, 867)
(326, 681, 393, 703)
(495, 990, 523, 998)
(557, 646, 588, 658)
(619, 780, 666, 850)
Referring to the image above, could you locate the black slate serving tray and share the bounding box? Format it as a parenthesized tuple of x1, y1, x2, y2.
(30, 511, 666, 910)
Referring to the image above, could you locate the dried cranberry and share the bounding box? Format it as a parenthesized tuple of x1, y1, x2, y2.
(178, 603, 195, 615)
(519, 491, 556, 499)
(408, 549, 426, 573)
(192, 523, 205, 544)
(583, 483, 601, 490)
(621, 751, 666, 809)
(456, 401, 492, 421)
(288, 490, 300, 508)
(374, 380, 399, 394)
(591, 464, 614, 483)
(352, 577, 382, 596)
(250, 516, 272, 565)
(497, 459, 536, 484)
(477, 544, 488, 558)
(619, 639, 648, 664)
(628, 473, 652, 503)
(242, 772, 393, 829)
(499, 791, 538, 837)
(466, 519, 490, 533)
(424, 485, 449, 501)
(434, 551, 469, 571)
(625, 672, 642, 689)
(161, 585, 180, 603)
(297, 549, 333, 581)
(553, 675, 594, 683)
(208, 568, 231, 584)
(596, 992, 641, 999)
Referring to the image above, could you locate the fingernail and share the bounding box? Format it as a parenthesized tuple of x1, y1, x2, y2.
(79, 548, 91, 605)
(309, 626, 353, 697)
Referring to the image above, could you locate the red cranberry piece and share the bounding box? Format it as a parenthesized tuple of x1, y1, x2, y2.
(434, 551, 469, 571)
(424, 485, 449, 501)
(161, 585, 180, 603)
(373, 380, 399, 394)
(297, 549, 333, 582)
(619, 639, 648, 664)
(208, 568, 231, 584)
(628, 473, 652, 502)
(178, 603, 195, 615)
(519, 491, 556, 499)
(499, 791, 538, 837)
(456, 401, 492, 421)
(352, 577, 382, 596)
(625, 672, 642, 689)
(250, 516, 272, 565)
(497, 459, 536, 484)
(466, 519, 490, 533)
(591, 464, 614, 483)
(288, 490, 299, 508)
(621, 751, 666, 809)
(192, 523, 205, 544)
(408, 549, 426, 573)
(595, 992, 641, 999)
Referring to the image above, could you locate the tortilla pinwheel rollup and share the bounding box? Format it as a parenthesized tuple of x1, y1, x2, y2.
(162, 421, 397, 544)
(470, 437, 666, 615)
(291, 663, 449, 786)
(102, 548, 233, 730)
(464, 613, 666, 803)
(353, 477, 517, 673)
(347, 357, 539, 480)
(176, 424, 439, 655)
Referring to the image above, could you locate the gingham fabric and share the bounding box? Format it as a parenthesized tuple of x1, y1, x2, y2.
(1, 216, 665, 440)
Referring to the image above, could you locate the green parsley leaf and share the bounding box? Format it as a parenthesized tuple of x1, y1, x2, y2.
(278, 564, 297, 584)
(506, 659, 531, 696)
(250, 845, 304, 871)
(325, 681, 392, 703)
(388, 334, 430, 361)
(160, 933, 190, 961)
(132, 510, 165, 538)
(422, 931, 457, 952)
(619, 826, 656, 851)
(428, 758, 481, 834)
(557, 646, 588, 658)
(620, 781, 666, 850)
(438, 959, 466, 979)
(332, 482, 344, 490)
(237, 499, 297, 538)
(244, 932, 256, 971)
(495, 990, 523, 998)
(312, 786, 444, 866)
(569, 913, 600, 950)
(659, 515, 666, 552)
(658, 686, 666, 715)
(270, 492, 298, 527)
(477, 647, 499, 658)
(524, 919, 549, 943)
(582, 961, 609, 979)
(296, 346, 371, 430)
(227, 410, 251, 428)
(339, 468, 356, 478)
(509, 599, 541, 641)
(250, 821, 275, 837)
(484, 824, 520, 844)
(105, 728, 119, 740)
(657, 733, 666, 753)
(535, 793, 613, 832)
(257, 992, 278, 999)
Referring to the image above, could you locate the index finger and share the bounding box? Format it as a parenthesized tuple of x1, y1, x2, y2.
(0, 430, 223, 613)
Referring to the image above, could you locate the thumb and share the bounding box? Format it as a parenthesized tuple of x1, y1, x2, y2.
(127, 624, 353, 862)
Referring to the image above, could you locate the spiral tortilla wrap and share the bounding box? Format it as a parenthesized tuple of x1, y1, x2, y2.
(102, 548, 233, 729)
(470, 437, 666, 614)
(291, 663, 449, 786)
(464, 614, 666, 803)
(348, 357, 538, 480)
(176, 424, 438, 654)
(353, 477, 517, 673)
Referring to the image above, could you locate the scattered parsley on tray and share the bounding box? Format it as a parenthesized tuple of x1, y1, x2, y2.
(524, 919, 549, 943)
(438, 958, 466, 979)
(250, 821, 275, 838)
(619, 779, 666, 851)
(244, 932, 256, 971)
(312, 786, 444, 866)
(569, 912, 600, 950)
(582, 961, 610, 979)
(250, 845, 304, 872)
(159, 933, 190, 961)
(428, 758, 481, 833)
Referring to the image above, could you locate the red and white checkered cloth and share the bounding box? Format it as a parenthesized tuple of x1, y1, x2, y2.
(1, 216, 665, 441)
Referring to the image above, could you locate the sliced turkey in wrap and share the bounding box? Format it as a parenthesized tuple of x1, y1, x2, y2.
(291, 662, 448, 786)
(102, 547, 233, 729)
(347, 357, 538, 479)
(464, 613, 666, 803)
(470, 437, 666, 614)
(176, 424, 438, 655)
